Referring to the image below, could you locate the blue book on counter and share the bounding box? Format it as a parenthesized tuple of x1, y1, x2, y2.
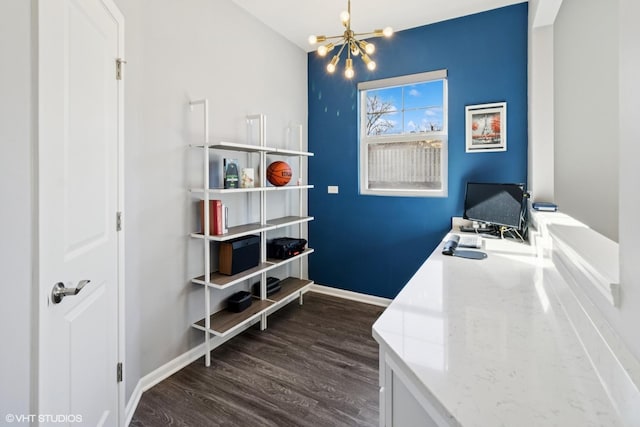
(532, 202, 558, 211)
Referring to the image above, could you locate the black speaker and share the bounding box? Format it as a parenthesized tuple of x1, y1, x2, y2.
(218, 235, 260, 275)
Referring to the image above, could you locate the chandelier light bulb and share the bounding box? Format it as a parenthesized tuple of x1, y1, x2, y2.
(362, 54, 377, 71)
(345, 58, 354, 79)
(308, 35, 326, 45)
(383, 26, 394, 37)
(317, 43, 334, 57)
(327, 55, 340, 73)
(351, 43, 360, 56)
(364, 42, 375, 55)
(340, 10, 350, 24)
(345, 68, 355, 79)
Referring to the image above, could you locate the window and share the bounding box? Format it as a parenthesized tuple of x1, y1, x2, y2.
(359, 70, 448, 197)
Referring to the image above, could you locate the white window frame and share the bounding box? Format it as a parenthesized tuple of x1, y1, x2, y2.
(358, 70, 448, 197)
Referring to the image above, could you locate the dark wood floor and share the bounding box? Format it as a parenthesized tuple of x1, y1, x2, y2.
(130, 292, 385, 427)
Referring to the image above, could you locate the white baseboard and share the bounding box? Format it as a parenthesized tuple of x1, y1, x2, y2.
(124, 379, 143, 427)
(125, 287, 389, 425)
(124, 342, 205, 425)
(310, 284, 392, 307)
(125, 317, 261, 426)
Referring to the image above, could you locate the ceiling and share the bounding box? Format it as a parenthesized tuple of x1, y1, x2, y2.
(231, 0, 526, 51)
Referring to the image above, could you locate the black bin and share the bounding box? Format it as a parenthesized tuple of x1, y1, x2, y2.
(227, 291, 253, 312)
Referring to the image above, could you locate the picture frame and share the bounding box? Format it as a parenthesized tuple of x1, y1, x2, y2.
(465, 102, 507, 153)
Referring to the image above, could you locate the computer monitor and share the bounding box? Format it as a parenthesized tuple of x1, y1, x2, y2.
(463, 182, 526, 229)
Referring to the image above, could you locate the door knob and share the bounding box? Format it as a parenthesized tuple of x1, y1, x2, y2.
(51, 280, 90, 304)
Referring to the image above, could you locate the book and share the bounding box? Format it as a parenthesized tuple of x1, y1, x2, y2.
(200, 200, 224, 235)
(444, 233, 481, 248)
(442, 234, 487, 260)
(221, 203, 228, 234)
(532, 202, 558, 212)
(240, 168, 255, 188)
(223, 158, 239, 189)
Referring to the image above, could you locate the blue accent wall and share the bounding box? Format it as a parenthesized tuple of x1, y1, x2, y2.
(308, 3, 528, 298)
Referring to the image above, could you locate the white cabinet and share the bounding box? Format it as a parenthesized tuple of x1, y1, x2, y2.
(378, 347, 451, 427)
(189, 100, 314, 366)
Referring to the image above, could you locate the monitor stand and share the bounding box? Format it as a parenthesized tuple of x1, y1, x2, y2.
(459, 222, 527, 241)
(498, 226, 526, 242)
(459, 222, 499, 236)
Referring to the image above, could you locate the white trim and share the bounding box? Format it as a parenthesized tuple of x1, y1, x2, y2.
(124, 381, 143, 426)
(549, 223, 619, 306)
(530, 210, 620, 307)
(124, 320, 259, 425)
(531, 0, 563, 27)
(106, 0, 126, 423)
(545, 259, 640, 425)
(30, 0, 40, 418)
(358, 69, 448, 90)
(125, 343, 205, 425)
(359, 71, 448, 198)
(310, 284, 391, 307)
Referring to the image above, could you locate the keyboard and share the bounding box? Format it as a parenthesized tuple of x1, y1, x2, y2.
(444, 233, 482, 249)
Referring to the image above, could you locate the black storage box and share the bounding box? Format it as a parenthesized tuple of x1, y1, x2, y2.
(267, 237, 307, 259)
(252, 276, 282, 297)
(219, 235, 260, 275)
(227, 291, 253, 312)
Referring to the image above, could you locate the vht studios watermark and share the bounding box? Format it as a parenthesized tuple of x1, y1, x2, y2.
(5, 414, 83, 423)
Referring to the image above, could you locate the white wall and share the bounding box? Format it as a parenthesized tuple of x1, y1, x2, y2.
(546, 0, 640, 362)
(617, 0, 640, 362)
(528, 23, 554, 202)
(0, 0, 34, 417)
(528, 0, 561, 203)
(553, 0, 619, 242)
(112, 0, 308, 402)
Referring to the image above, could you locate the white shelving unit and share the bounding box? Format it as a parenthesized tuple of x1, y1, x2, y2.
(189, 99, 314, 366)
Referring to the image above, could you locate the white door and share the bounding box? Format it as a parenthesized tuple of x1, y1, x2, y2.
(37, 0, 124, 425)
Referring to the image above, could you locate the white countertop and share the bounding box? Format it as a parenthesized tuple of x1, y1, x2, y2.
(373, 234, 627, 426)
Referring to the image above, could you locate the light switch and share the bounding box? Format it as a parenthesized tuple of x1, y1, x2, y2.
(328, 185, 339, 194)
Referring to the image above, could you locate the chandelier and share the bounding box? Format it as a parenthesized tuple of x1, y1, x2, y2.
(308, 0, 393, 78)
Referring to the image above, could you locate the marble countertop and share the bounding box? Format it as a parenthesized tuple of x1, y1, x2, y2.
(373, 234, 626, 426)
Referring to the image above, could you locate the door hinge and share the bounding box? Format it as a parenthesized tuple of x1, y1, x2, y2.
(116, 58, 127, 80)
(116, 211, 122, 231)
(117, 362, 123, 383)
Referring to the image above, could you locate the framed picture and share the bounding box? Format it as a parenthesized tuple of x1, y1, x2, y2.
(465, 102, 507, 153)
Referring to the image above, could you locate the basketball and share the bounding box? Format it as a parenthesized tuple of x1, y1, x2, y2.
(266, 161, 292, 186)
